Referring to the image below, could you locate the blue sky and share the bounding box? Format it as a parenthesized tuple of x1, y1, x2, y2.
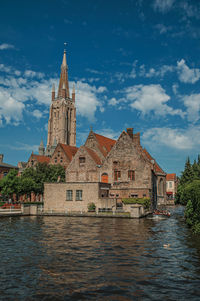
(1, 0, 200, 175)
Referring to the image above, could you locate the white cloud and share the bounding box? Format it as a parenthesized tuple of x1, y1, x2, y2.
(75, 81, 106, 122)
(108, 97, 118, 106)
(0, 89, 25, 125)
(8, 142, 39, 152)
(183, 93, 200, 123)
(24, 70, 45, 78)
(0, 43, 14, 50)
(139, 64, 174, 78)
(177, 59, 200, 84)
(125, 84, 184, 117)
(143, 126, 200, 150)
(32, 109, 43, 119)
(153, 0, 174, 13)
(0, 64, 11, 73)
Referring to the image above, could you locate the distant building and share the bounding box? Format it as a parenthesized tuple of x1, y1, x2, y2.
(166, 173, 177, 203)
(0, 154, 18, 179)
(26, 152, 50, 168)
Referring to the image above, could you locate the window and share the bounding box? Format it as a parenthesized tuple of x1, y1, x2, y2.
(3, 172, 8, 177)
(169, 181, 172, 188)
(131, 194, 138, 198)
(60, 157, 63, 163)
(114, 170, 121, 181)
(76, 190, 82, 201)
(79, 157, 85, 164)
(54, 157, 57, 163)
(143, 194, 146, 197)
(128, 170, 135, 181)
(66, 190, 73, 201)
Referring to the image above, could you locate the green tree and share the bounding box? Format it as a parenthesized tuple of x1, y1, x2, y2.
(0, 169, 20, 199)
(180, 157, 194, 185)
(184, 180, 200, 234)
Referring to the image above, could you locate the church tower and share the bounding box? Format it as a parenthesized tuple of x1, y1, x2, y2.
(45, 49, 76, 156)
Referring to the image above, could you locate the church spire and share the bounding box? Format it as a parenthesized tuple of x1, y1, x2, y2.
(57, 49, 70, 99)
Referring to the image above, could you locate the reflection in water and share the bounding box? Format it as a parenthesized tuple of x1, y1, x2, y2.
(0, 206, 200, 300)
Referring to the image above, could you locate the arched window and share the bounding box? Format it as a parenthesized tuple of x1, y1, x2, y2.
(101, 173, 108, 183)
(158, 178, 164, 196)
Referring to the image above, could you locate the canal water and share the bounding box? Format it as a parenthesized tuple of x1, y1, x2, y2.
(0, 206, 200, 300)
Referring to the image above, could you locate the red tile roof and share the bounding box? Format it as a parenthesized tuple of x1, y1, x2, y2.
(60, 144, 78, 161)
(166, 173, 176, 181)
(32, 154, 50, 164)
(143, 148, 165, 174)
(85, 147, 102, 165)
(94, 133, 116, 157)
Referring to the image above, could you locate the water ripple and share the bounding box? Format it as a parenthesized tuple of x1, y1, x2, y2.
(0, 206, 200, 300)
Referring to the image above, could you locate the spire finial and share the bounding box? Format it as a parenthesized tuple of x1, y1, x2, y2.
(90, 125, 93, 131)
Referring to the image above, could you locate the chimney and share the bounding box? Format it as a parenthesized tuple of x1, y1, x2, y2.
(133, 133, 140, 145)
(127, 128, 133, 139)
(0, 154, 4, 163)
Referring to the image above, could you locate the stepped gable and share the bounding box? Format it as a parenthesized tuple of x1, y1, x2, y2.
(166, 173, 176, 181)
(93, 133, 116, 157)
(143, 148, 165, 174)
(31, 154, 51, 164)
(60, 144, 78, 161)
(85, 147, 102, 165)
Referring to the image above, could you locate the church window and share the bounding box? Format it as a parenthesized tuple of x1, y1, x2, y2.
(113, 161, 118, 166)
(128, 170, 135, 181)
(76, 190, 82, 201)
(60, 157, 63, 163)
(79, 157, 85, 164)
(57, 151, 60, 157)
(114, 170, 121, 181)
(54, 157, 57, 163)
(66, 190, 73, 201)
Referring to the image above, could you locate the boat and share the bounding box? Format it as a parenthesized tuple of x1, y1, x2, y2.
(152, 209, 171, 218)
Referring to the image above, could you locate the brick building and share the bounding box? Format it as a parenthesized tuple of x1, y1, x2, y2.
(0, 154, 18, 179)
(44, 128, 167, 213)
(166, 173, 177, 203)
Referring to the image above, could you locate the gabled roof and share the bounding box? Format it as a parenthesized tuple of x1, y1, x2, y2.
(85, 147, 102, 165)
(143, 148, 165, 174)
(94, 133, 116, 157)
(166, 173, 176, 181)
(60, 144, 78, 161)
(0, 162, 18, 169)
(31, 154, 50, 164)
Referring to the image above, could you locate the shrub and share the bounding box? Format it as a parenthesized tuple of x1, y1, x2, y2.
(87, 202, 96, 212)
(122, 197, 151, 209)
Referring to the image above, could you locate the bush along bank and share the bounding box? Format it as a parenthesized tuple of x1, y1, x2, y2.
(175, 156, 200, 234)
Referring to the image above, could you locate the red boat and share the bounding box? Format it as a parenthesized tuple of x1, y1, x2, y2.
(153, 209, 171, 218)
